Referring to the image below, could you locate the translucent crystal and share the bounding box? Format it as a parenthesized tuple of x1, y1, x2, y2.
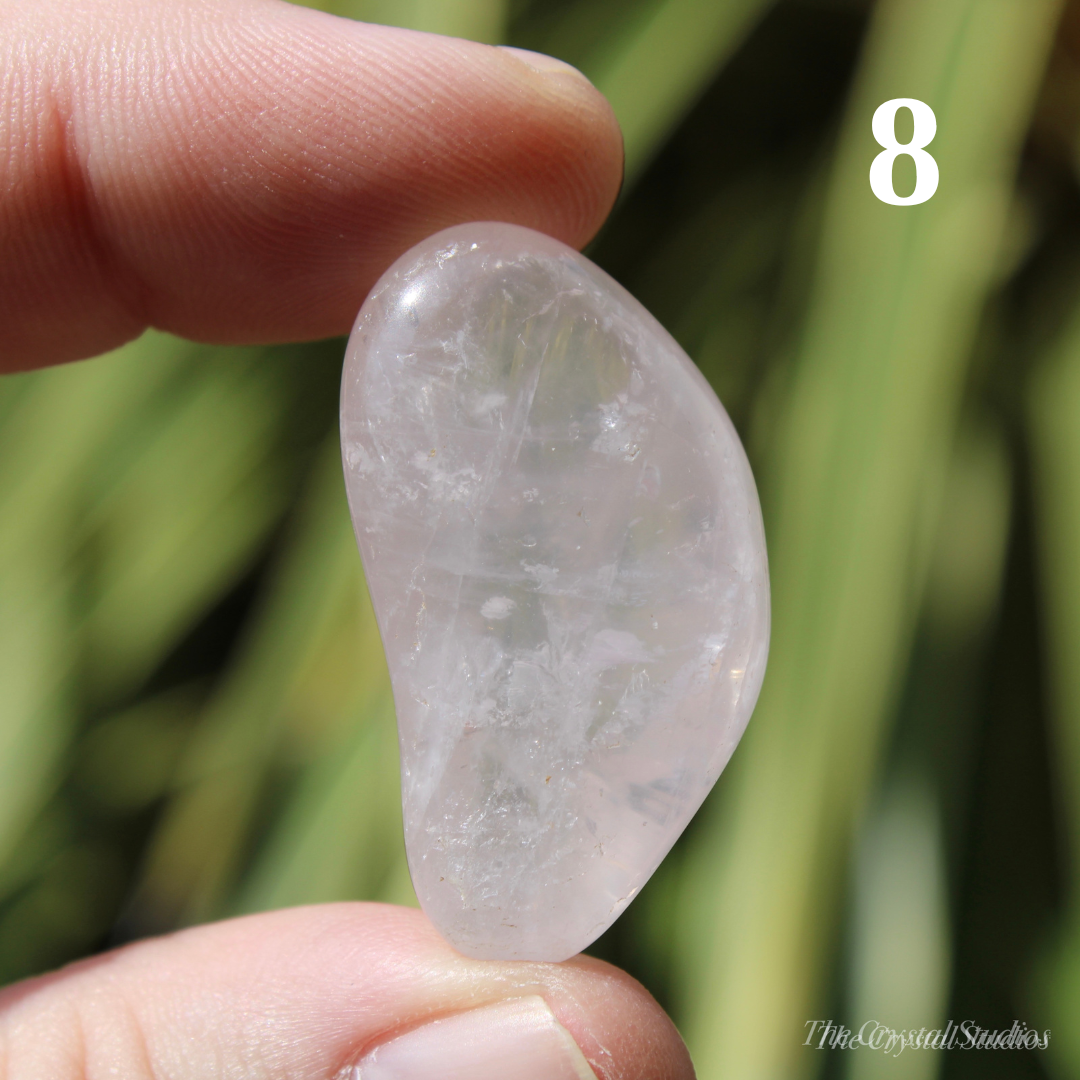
(341, 222, 769, 961)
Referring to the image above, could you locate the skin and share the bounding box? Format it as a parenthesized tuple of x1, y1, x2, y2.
(1, 0, 622, 369)
(0, 905, 693, 1079)
(0, 2, 695, 1077)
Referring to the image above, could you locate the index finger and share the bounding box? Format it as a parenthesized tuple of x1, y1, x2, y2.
(0, 0, 623, 370)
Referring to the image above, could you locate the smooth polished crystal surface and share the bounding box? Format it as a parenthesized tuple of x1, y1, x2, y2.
(341, 222, 769, 961)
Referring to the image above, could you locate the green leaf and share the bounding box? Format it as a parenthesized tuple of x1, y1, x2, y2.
(0, 332, 192, 566)
(585, 0, 775, 183)
(290, 0, 507, 41)
(518, 0, 776, 184)
(1028, 292, 1080, 1078)
(674, 2, 1062, 1076)
(234, 688, 413, 914)
(79, 349, 294, 699)
(128, 436, 381, 926)
(0, 547, 75, 869)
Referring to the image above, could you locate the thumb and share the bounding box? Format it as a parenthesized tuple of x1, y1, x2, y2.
(0, 903, 695, 1080)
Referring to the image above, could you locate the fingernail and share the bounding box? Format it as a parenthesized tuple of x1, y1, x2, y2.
(498, 46, 596, 87)
(355, 995, 599, 1080)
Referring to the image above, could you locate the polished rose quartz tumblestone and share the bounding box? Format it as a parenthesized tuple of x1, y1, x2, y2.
(341, 222, 769, 961)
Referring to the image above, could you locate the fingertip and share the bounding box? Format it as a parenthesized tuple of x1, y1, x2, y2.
(554, 954, 696, 1080)
(493, 44, 625, 249)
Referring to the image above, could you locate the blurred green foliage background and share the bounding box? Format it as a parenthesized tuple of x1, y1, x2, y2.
(3, 0, 1080, 1076)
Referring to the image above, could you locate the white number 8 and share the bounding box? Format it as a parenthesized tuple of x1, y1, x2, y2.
(869, 98, 939, 206)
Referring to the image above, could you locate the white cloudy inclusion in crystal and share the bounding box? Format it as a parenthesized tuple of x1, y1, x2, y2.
(341, 222, 769, 961)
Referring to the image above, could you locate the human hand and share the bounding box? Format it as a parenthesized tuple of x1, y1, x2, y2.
(1, 0, 622, 370)
(0, 904, 692, 1078)
(0, 2, 694, 1077)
